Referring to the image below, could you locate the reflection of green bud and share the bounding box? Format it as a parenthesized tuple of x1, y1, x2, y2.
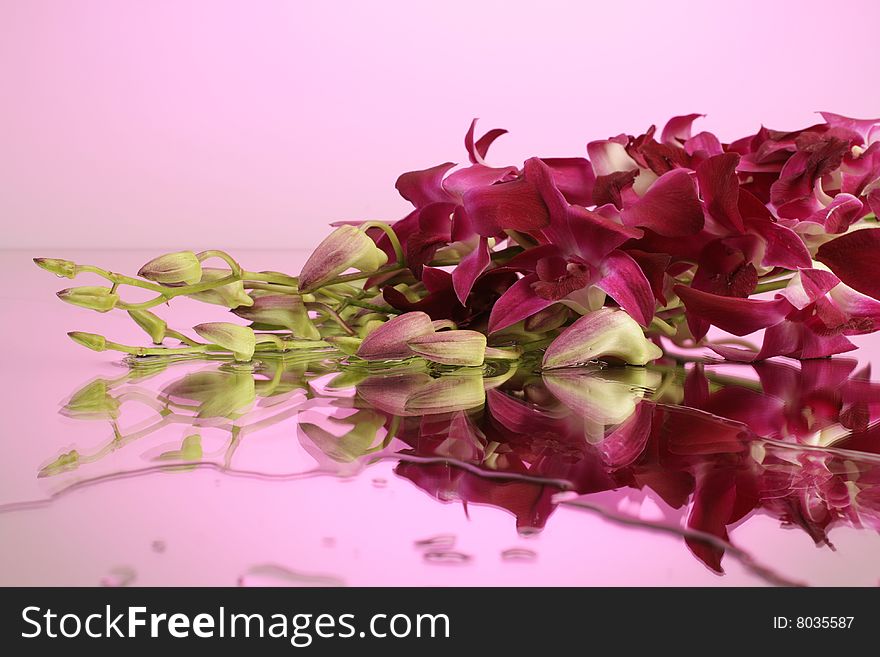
(543, 368, 660, 442)
(542, 308, 663, 369)
(189, 268, 253, 309)
(299, 226, 388, 292)
(38, 449, 80, 478)
(232, 294, 320, 339)
(163, 370, 256, 418)
(34, 257, 77, 279)
(194, 322, 256, 361)
(408, 330, 487, 366)
(62, 380, 120, 419)
(299, 410, 386, 463)
(128, 309, 167, 344)
(405, 371, 486, 414)
(67, 331, 107, 351)
(157, 434, 203, 461)
(57, 286, 119, 312)
(137, 250, 202, 285)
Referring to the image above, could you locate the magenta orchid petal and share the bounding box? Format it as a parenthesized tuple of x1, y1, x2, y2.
(567, 206, 642, 262)
(620, 168, 704, 236)
(395, 162, 456, 207)
(488, 274, 556, 333)
(778, 268, 840, 310)
(709, 344, 760, 362)
(746, 217, 812, 269)
(820, 112, 880, 145)
(443, 164, 518, 198)
(805, 193, 865, 234)
(595, 250, 655, 326)
(462, 172, 550, 237)
(540, 157, 596, 207)
(464, 118, 508, 164)
(684, 131, 723, 158)
(452, 236, 491, 305)
(661, 113, 705, 145)
(674, 285, 791, 336)
(696, 152, 745, 233)
(816, 228, 880, 301)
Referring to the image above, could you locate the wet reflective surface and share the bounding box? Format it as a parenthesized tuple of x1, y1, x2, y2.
(2, 251, 880, 586)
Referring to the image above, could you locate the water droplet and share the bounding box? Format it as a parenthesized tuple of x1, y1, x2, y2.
(151, 540, 166, 553)
(423, 551, 472, 565)
(371, 478, 387, 488)
(100, 566, 136, 587)
(414, 534, 456, 551)
(237, 564, 344, 587)
(501, 548, 537, 562)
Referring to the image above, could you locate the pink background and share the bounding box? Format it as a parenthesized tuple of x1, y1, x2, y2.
(3, 0, 879, 251)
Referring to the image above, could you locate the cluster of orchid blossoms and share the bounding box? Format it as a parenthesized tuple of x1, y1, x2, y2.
(37, 112, 880, 368)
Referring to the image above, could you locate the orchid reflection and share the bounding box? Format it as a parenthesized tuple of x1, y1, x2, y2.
(39, 351, 880, 576)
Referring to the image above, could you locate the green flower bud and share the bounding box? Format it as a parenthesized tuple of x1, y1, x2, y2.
(299, 226, 389, 293)
(67, 331, 107, 351)
(232, 294, 320, 339)
(33, 257, 76, 279)
(128, 309, 167, 344)
(408, 330, 487, 366)
(542, 308, 663, 369)
(57, 286, 119, 312)
(193, 322, 256, 361)
(137, 250, 202, 285)
(189, 268, 253, 309)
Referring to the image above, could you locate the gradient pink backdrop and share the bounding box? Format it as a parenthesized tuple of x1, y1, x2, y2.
(2, 0, 879, 250)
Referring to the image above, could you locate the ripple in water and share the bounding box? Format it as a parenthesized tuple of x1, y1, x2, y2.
(423, 551, 472, 565)
(414, 534, 456, 551)
(501, 548, 537, 562)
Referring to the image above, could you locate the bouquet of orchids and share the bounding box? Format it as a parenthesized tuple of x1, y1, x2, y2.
(36, 113, 880, 368)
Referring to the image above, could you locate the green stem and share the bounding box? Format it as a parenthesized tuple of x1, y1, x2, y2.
(197, 250, 242, 277)
(305, 302, 357, 336)
(243, 270, 300, 287)
(360, 221, 405, 267)
(104, 340, 210, 357)
(76, 265, 167, 293)
(165, 329, 203, 347)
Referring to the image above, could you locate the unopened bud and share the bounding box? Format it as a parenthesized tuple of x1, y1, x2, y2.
(542, 308, 663, 369)
(408, 330, 487, 366)
(356, 311, 435, 360)
(193, 322, 256, 361)
(57, 286, 119, 312)
(67, 331, 107, 352)
(33, 257, 76, 279)
(232, 294, 320, 339)
(299, 226, 388, 292)
(189, 268, 253, 309)
(138, 251, 202, 285)
(128, 309, 167, 344)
